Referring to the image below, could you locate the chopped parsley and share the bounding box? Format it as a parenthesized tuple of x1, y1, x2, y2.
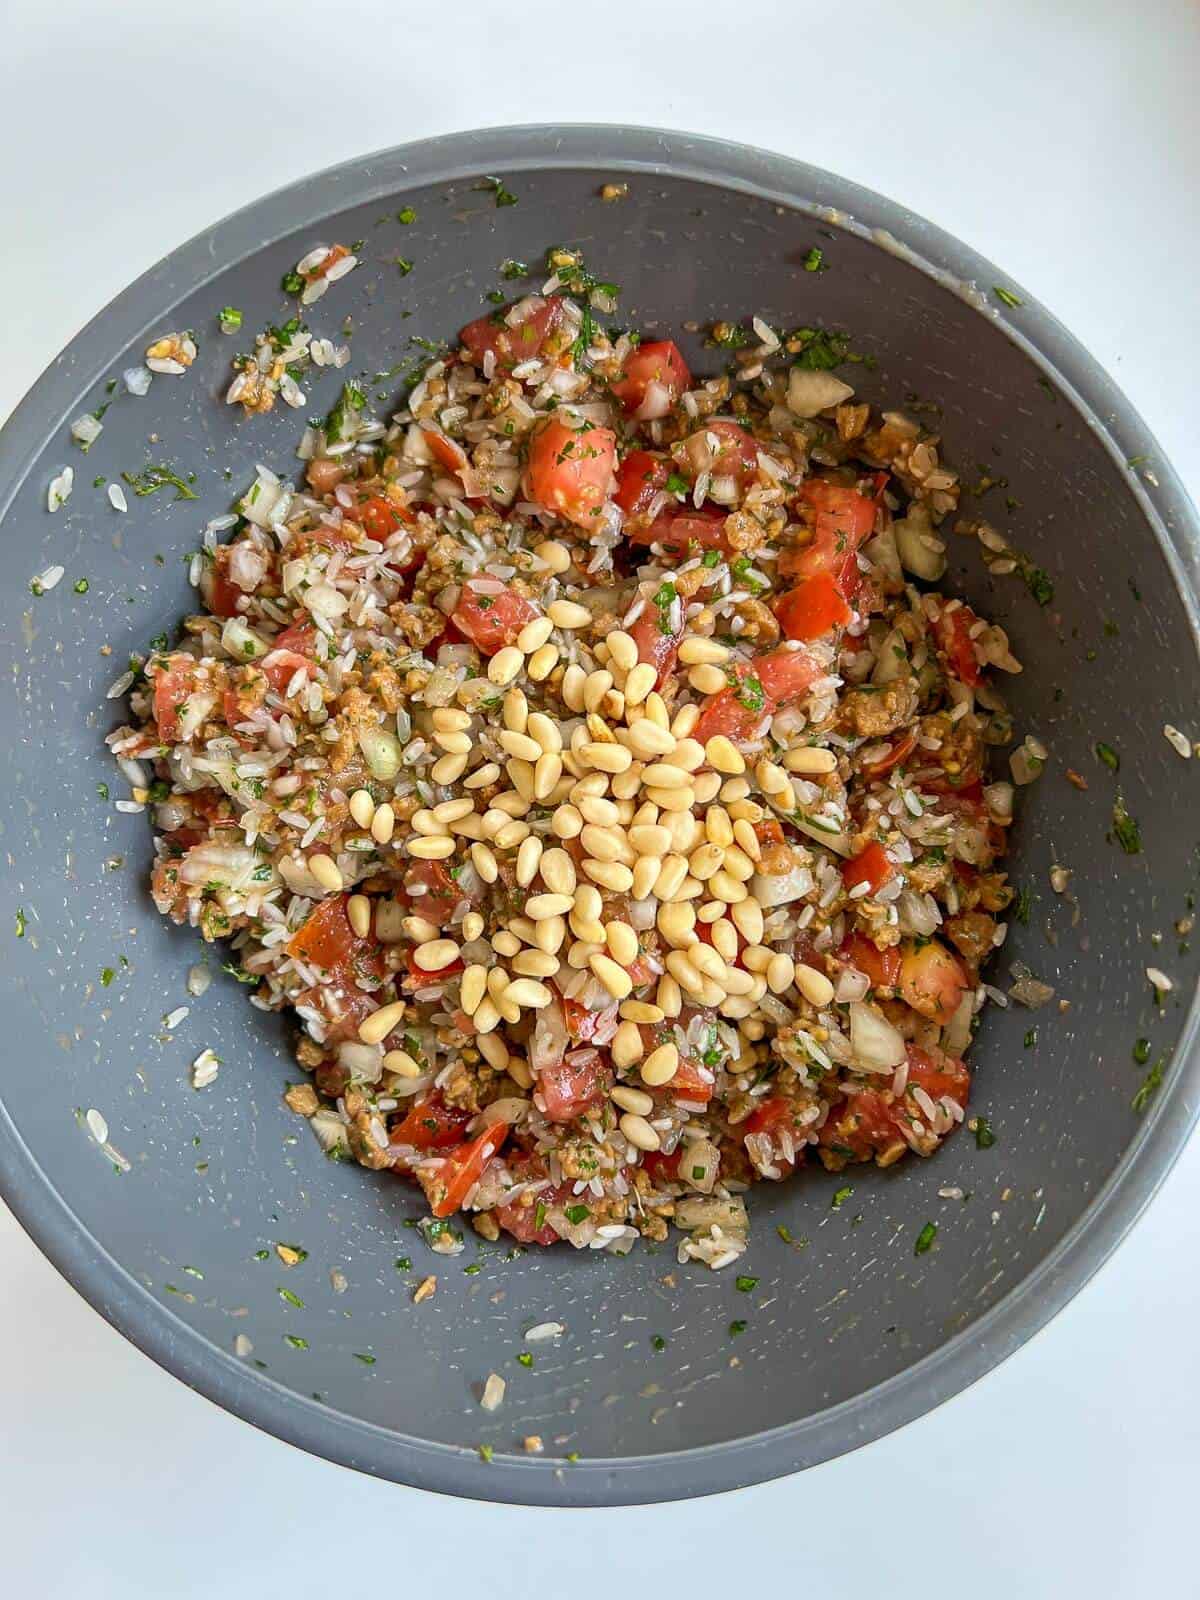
(1132, 1054, 1167, 1113)
(395, 256, 414, 276)
(564, 1203, 590, 1225)
(99, 967, 115, 987)
(278, 1287, 305, 1308)
(1026, 566, 1054, 606)
(831, 1185, 853, 1210)
(708, 321, 755, 350)
(973, 1116, 996, 1149)
(653, 580, 677, 635)
(730, 555, 766, 597)
(324, 380, 367, 446)
(478, 1443, 495, 1463)
(221, 962, 258, 984)
(14, 908, 26, 939)
(701, 548, 721, 568)
(120, 464, 197, 502)
(665, 471, 690, 496)
(914, 1221, 938, 1255)
(218, 307, 243, 333)
(394, 1256, 412, 1271)
(397, 206, 417, 224)
(801, 247, 825, 272)
(500, 258, 529, 279)
(1094, 741, 1120, 772)
(993, 285, 1023, 308)
(735, 1275, 758, 1292)
(776, 1224, 793, 1243)
(73, 578, 89, 594)
(1024, 1027, 1038, 1048)
(1112, 795, 1142, 855)
(1133, 1038, 1152, 1065)
(734, 673, 765, 714)
(516, 1351, 533, 1368)
(651, 1335, 666, 1351)
(283, 1335, 309, 1351)
(729, 1319, 748, 1337)
(481, 175, 518, 208)
(281, 270, 304, 294)
(1014, 887, 1032, 924)
(533, 1200, 547, 1233)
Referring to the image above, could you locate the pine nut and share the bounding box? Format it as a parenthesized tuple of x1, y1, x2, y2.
(619, 1113, 661, 1152)
(308, 854, 343, 892)
(477, 1031, 510, 1070)
(358, 1000, 405, 1044)
(620, 1000, 663, 1024)
(534, 538, 571, 573)
(609, 765, 643, 800)
(583, 669, 614, 713)
(611, 1084, 653, 1114)
(506, 1056, 533, 1089)
(460, 965, 487, 1015)
(577, 794, 619, 826)
(720, 776, 751, 802)
(795, 963, 835, 1007)
(641, 1042, 679, 1086)
(574, 884, 602, 922)
(527, 892, 574, 920)
(488, 647, 524, 686)
(516, 835, 544, 887)
(415, 938, 458, 970)
(742, 945, 773, 973)
(493, 820, 529, 849)
(622, 719, 674, 759)
(568, 939, 604, 969)
(527, 643, 559, 681)
(582, 741, 633, 773)
(499, 730, 541, 762)
(705, 735, 745, 775)
(561, 663, 587, 711)
(611, 1022, 645, 1068)
(689, 944, 727, 983)
(473, 997, 501, 1033)
(531, 751, 561, 800)
(470, 841, 499, 883)
(732, 818, 761, 859)
(629, 823, 671, 856)
(501, 687, 528, 733)
(727, 798, 764, 824)
(648, 786, 694, 813)
(346, 894, 371, 938)
(590, 953, 633, 999)
(605, 921, 639, 965)
(756, 758, 791, 795)
(708, 869, 747, 903)
(671, 703, 700, 739)
(431, 751, 469, 783)
(382, 1049, 422, 1078)
(464, 762, 501, 790)
(505, 978, 553, 1009)
(631, 855, 662, 900)
(623, 662, 657, 705)
(710, 919, 739, 962)
(370, 803, 395, 844)
(642, 762, 690, 790)
(539, 848, 576, 895)
(547, 599, 591, 629)
(404, 916, 439, 943)
(665, 738, 705, 772)
(689, 841, 724, 880)
(551, 804, 584, 839)
(688, 664, 727, 695)
(784, 745, 838, 774)
(492, 931, 521, 957)
(654, 855, 689, 900)
(696, 899, 725, 923)
(582, 859, 633, 893)
(656, 974, 682, 1017)
(645, 693, 670, 727)
(693, 771, 721, 805)
(657, 902, 697, 947)
(767, 953, 796, 994)
(533, 914, 565, 955)
(678, 636, 730, 666)
(507, 759, 535, 801)
(513, 949, 559, 978)
(580, 823, 624, 862)
(349, 789, 376, 828)
(722, 846, 755, 882)
(677, 874, 703, 901)
(608, 631, 638, 671)
(517, 615, 554, 654)
(524, 711, 561, 752)
(666, 949, 707, 997)
(462, 911, 484, 941)
(434, 729, 472, 754)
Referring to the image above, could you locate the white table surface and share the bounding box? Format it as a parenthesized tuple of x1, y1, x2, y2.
(3, 0, 1198, 1590)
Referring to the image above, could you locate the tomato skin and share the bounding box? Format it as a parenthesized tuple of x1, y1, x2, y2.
(774, 572, 853, 640)
(287, 893, 357, 969)
(562, 996, 619, 1044)
(403, 859, 461, 923)
(419, 1123, 510, 1218)
(525, 418, 617, 528)
(451, 585, 542, 656)
(536, 1051, 610, 1123)
(691, 647, 820, 746)
(421, 428, 469, 477)
(932, 604, 983, 687)
(614, 450, 670, 518)
(391, 1093, 471, 1152)
(842, 841, 895, 897)
(862, 728, 917, 780)
(151, 655, 201, 743)
(611, 340, 691, 416)
(494, 1156, 565, 1245)
(630, 506, 730, 557)
(754, 645, 822, 703)
(780, 477, 882, 593)
(837, 932, 902, 990)
(460, 296, 563, 371)
(628, 597, 684, 688)
(640, 1146, 683, 1185)
(742, 1095, 805, 1173)
(905, 1044, 970, 1111)
(669, 1055, 717, 1103)
(897, 939, 969, 1023)
(205, 546, 244, 618)
(261, 648, 315, 695)
(358, 495, 406, 539)
(701, 420, 759, 486)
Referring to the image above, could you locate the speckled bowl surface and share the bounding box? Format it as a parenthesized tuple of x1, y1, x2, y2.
(1, 126, 1197, 1505)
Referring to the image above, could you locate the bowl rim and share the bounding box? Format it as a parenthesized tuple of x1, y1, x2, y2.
(1, 122, 1198, 1506)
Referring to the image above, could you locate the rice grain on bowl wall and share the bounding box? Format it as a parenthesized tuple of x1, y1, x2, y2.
(0, 125, 1196, 1507)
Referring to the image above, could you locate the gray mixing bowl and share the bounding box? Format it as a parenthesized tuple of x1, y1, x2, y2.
(1, 126, 1197, 1506)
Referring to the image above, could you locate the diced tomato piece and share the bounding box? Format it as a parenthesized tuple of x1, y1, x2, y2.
(743, 1095, 805, 1173)
(287, 894, 357, 970)
(780, 477, 882, 593)
(358, 495, 406, 539)
(753, 817, 788, 858)
(611, 339, 691, 416)
(451, 585, 542, 656)
(418, 1123, 509, 1218)
(897, 939, 969, 1023)
(640, 1146, 683, 1186)
(755, 645, 823, 703)
(525, 418, 617, 528)
(905, 1044, 970, 1112)
(842, 841, 895, 897)
(628, 595, 684, 689)
(262, 648, 315, 695)
(273, 622, 317, 656)
(629, 506, 730, 557)
(774, 572, 854, 640)
(303, 242, 350, 282)
(561, 997, 619, 1044)
(614, 450, 670, 518)
(536, 1051, 610, 1123)
(670, 1055, 717, 1103)
(404, 859, 462, 922)
(837, 932, 902, 990)
(151, 655, 202, 743)
(422, 428, 469, 477)
(819, 1091, 899, 1162)
(701, 420, 759, 487)
(391, 1093, 472, 1152)
(407, 949, 464, 983)
(204, 546, 244, 618)
(691, 684, 765, 746)
(494, 1157, 566, 1245)
(459, 296, 564, 371)
(932, 604, 984, 687)
(626, 952, 657, 989)
(295, 982, 378, 1046)
(862, 728, 917, 780)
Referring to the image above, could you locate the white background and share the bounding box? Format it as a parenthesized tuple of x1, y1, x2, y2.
(3, 1, 1198, 1592)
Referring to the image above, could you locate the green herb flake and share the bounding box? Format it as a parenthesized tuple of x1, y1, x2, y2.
(735, 674, 765, 714)
(914, 1221, 938, 1255)
(776, 1224, 793, 1243)
(121, 464, 198, 502)
(1024, 1027, 1038, 1048)
(516, 1351, 533, 1368)
(14, 908, 26, 939)
(1112, 795, 1142, 855)
(500, 258, 529, 280)
(253, 1248, 269, 1261)
(99, 967, 115, 987)
(182, 1265, 204, 1280)
(395, 257, 414, 277)
(1026, 567, 1054, 606)
(394, 1256, 412, 1271)
(353, 1352, 376, 1365)
(464, 1261, 483, 1276)
(1133, 1038, 1152, 1065)
(973, 1116, 996, 1149)
(73, 578, 90, 594)
(993, 285, 1023, 308)
(831, 1185, 853, 1210)
(478, 1443, 495, 1463)
(1095, 741, 1120, 772)
(701, 549, 721, 568)
(802, 247, 825, 272)
(1132, 1054, 1167, 1113)
(651, 1335, 666, 1352)
(278, 1286, 305, 1308)
(729, 1319, 748, 1337)
(564, 1203, 591, 1225)
(397, 206, 417, 224)
(482, 176, 518, 208)
(281, 270, 304, 294)
(218, 307, 243, 333)
(735, 1275, 758, 1292)
(665, 471, 690, 496)
(283, 1335, 309, 1350)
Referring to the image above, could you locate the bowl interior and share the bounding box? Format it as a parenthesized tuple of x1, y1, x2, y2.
(2, 137, 1197, 1502)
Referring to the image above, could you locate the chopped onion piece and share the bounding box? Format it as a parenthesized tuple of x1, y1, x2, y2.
(358, 726, 404, 780)
(849, 1001, 907, 1071)
(788, 367, 855, 418)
